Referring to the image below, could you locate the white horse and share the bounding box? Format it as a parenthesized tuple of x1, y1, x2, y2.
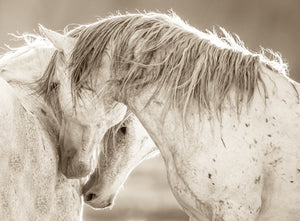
(31, 25, 128, 179)
(82, 113, 158, 209)
(42, 12, 300, 221)
(0, 32, 159, 219)
(0, 35, 83, 220)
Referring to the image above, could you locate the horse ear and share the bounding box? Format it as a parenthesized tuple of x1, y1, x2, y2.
(38, 24, 76, 54)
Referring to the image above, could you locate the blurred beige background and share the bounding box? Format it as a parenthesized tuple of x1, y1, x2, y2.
(1, 0, 299, 82)
(0, 1, 299, 221)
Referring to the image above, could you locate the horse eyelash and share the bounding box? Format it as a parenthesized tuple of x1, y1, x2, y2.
(120, 126, 127, 135)
(50, 82, 59, 91)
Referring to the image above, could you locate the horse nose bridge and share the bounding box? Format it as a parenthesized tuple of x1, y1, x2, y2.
(81, 125, 106, 150)
(82, 174, 99, 194)
(81, 125, 93, 147)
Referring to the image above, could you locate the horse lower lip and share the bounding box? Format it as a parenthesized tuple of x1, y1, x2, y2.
(86, 199, 113, 209)
(100, 201, 112, 208)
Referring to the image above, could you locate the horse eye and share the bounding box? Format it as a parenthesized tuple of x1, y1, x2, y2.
(50, 82, 59, 91)
(120, 126, 127, 135)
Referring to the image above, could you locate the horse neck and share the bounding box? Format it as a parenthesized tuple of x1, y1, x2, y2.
(8, 80, 60, 139)
(0, 47, 54, 83)
(3, 47, 60, 139)
(122, 86, 171, 157)
(0, 45, 60, 135)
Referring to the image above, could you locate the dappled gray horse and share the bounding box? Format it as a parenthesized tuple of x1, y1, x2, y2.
(0, 35, 83, 220)
(0, 31, 159, 220)
(42, 12, 300, 221)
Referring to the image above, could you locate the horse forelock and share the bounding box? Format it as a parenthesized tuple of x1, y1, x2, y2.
(67, 12, 290, 119)
(34, 50, 64, 123)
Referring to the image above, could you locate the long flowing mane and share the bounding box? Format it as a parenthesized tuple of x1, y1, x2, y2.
(69, 12, 290, 117)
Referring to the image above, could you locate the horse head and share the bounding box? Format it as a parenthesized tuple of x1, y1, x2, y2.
(39, 26, 127, 179)
(82, 114, 158, 209)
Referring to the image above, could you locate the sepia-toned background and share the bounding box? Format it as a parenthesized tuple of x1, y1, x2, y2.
(1, 1, 299, 221)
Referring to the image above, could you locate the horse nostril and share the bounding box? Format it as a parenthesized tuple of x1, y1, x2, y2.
(85, 193, 97, 202)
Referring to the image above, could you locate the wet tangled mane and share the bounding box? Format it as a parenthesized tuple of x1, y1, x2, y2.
(68, 12, 289, 117)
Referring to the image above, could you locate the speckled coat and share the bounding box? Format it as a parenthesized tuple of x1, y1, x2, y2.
(127, 66, 300, 221)
(0, 78, 83, 221)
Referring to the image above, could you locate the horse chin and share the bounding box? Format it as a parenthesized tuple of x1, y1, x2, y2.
(60, 156, 92, 179)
